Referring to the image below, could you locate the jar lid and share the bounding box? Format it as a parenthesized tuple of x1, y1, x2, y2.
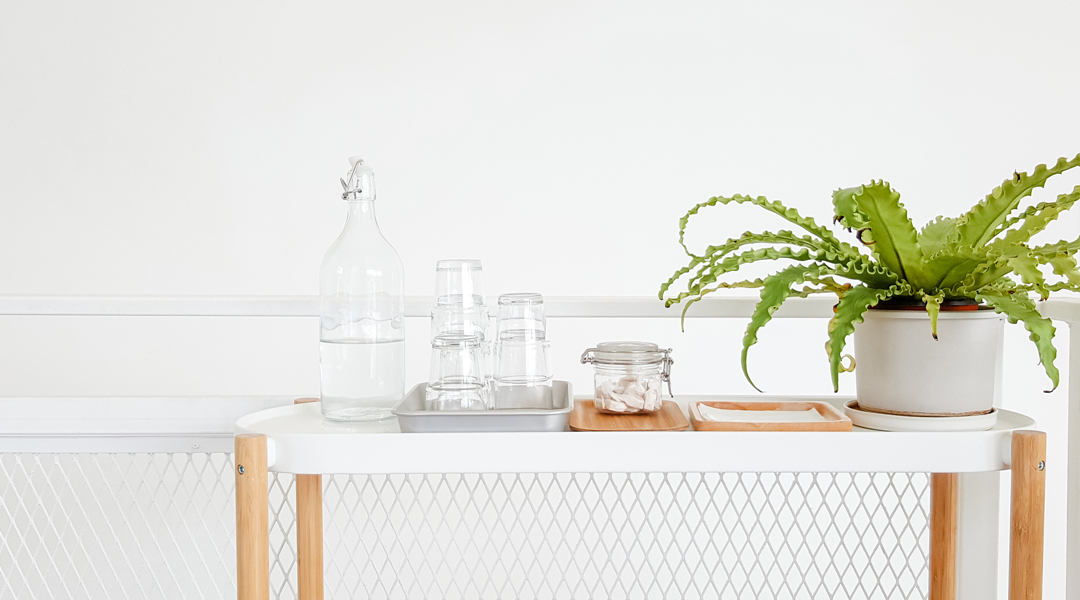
(584, 341, 667, 365)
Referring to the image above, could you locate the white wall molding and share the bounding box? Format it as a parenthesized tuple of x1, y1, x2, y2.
(4, 294, 1078, 320)
(0, 293, 873, 319)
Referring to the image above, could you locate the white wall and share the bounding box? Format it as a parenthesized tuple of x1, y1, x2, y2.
(2, 1, 1080, 597)
(3, 2, 1079, 298)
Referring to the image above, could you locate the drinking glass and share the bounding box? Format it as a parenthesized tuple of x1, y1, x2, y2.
(431, 304, 489, 340)
(432, 259, 490, 340)
(493, 340, 552, 409)
(425, 334, 488, 411)
(434, 259, 485, 309)
(496, 293, 546, 341)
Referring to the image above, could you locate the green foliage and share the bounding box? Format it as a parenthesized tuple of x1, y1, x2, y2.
(675, 194, 857, 259)
(741, 264, 835, 392)
(1008, 254, 1048, 299)
(826, 286, 896, 391)
(917, 291, 945, 339)
(660, 155, 1080, 391)
(954, 155, 1080, 248)
(977, 292, 1059, 391)
(832, 182, 926, 287)
(1048, 254, 1080, 286)
(918, 217, 959, 257)
(989, 185, 1080, 250)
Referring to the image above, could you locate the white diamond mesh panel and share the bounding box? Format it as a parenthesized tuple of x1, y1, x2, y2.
(0, 453, 236, 600)
(316, 473, 930, 600)
(1, 454, 930, 599)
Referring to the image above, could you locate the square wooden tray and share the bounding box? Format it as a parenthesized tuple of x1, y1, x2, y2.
(688, 401, 852, 432)
(568, 400, 689, 431)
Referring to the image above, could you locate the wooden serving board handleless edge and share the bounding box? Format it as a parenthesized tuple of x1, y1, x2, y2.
(688, 400, 853, 432)
(568, 399, 689, 432)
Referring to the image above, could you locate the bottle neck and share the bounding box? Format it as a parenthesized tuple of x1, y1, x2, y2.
(344, 199, 381, 233)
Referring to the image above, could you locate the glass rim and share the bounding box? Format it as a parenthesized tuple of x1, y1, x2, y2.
(498, 292, 544, 306)
(436, 259, 483, 271)
(432, 302, 488, 312)
(432, 333, 482, 348)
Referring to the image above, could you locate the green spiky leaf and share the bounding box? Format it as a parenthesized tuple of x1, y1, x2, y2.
(677, 278, 766, 330)
(742, 264, 832, 391)
(832, 187, 871, 230)
(825, 286, 894, 391)
(955, 154, 1080, 248)
(918, 217, 959, 257)
(977, 291, 1059, 391)
(923, 246, 994, 290)
(663, 245, 899, 308)
(1008, 253, 1048, 299)
(665, 246, 821, 308)
(989, 185, 1080, 249)
(832, 181, 926, 287)
(701, 229, 845, 261)
(918, 291, 945, 339)
(1048, 253, 1080, 286)
(1030, 236, 1080, 258)
(1014, 281, 1080, 294)
(675, 194, 858, 259)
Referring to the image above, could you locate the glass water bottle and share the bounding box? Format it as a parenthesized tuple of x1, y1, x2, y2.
(319, 158, 405, 421)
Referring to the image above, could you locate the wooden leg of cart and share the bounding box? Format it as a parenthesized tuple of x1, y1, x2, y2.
(930, 473, 958, 600)
(1010, 430, 1046, 600)
(296, 474, 323, 600)
(294, 398, 324, 600)
(236, 433, 269, 600)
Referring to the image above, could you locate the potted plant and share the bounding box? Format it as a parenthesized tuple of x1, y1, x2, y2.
(660, 154, 1080, 417)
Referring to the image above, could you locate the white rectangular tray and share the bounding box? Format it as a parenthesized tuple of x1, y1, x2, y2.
(393, 381, 573, 433)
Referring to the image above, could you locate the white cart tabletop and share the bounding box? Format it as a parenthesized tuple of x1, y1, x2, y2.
(235, 395, 1036, 475)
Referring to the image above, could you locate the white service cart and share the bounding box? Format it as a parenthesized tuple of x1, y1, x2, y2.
(233, 396, 1046, 600)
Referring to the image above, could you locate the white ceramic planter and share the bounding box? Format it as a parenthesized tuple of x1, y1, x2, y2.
(853, 308, 1005, 417)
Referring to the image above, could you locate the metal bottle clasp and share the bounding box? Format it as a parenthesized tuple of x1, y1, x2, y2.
(660, 348, 674, 397)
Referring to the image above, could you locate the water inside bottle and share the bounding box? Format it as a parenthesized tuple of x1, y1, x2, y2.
(320, 339, 405, 421)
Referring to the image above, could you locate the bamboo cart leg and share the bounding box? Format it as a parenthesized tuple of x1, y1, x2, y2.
(294, 398, 324, 600)
(930, 473, 958, 600)
(1010, 430, 1046, 600)
(236, 433, 269, 600)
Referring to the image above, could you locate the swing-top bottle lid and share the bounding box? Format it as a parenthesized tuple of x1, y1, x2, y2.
(340, 157, 376, 201)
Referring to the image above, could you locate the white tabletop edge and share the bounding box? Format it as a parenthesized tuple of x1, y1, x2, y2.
(235, 400, 1032, 475)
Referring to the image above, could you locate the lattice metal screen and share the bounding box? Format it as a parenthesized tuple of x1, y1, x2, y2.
(1, 453, 931, 599)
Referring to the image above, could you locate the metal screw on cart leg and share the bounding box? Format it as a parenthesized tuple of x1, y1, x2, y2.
(1037, 461, 1045, 471)
(237, 465, 245, 474)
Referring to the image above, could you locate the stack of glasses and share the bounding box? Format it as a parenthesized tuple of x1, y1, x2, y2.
(492, 293, 552, 409)
(426, 260, 490, 411)
(425, 260, 554, 411)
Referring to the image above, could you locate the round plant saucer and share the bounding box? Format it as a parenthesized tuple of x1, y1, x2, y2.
(843, 400, 998, 432)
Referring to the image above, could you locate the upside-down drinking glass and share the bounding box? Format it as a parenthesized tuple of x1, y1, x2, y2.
(426, 334, 488, 411)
